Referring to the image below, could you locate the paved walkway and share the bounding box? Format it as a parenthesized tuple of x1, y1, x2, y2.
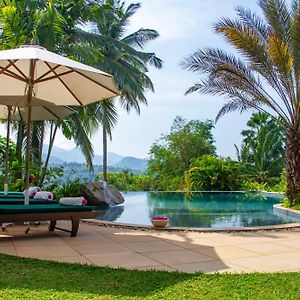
(1, 222, 300, 273)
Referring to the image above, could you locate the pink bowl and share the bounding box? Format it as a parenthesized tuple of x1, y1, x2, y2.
(151, 217, 169, 228)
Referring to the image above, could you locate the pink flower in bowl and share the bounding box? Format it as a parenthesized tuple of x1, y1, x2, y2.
(151, 217, 169, 228)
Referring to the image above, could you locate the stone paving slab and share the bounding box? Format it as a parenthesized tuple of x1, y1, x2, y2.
(1, 222, 300, 274)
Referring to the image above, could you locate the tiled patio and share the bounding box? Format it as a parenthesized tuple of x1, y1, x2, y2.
(1, 221, 300, 273)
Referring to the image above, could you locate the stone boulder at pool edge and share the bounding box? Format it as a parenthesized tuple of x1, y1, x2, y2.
(82, 181, 125, 206)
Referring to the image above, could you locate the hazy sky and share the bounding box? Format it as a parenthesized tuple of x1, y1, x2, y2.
(0, 0, 265, 160)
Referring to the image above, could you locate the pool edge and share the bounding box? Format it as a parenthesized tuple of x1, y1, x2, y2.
(82, 217, 300, 233)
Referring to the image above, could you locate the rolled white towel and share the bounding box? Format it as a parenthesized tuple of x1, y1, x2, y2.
(34, 191, 54, 200)
(24, 186, 41, 197)
(59, 197, 88, 206)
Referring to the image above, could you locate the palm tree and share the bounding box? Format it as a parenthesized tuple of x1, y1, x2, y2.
(182, 0, 300, 205)
(0, 0, 162, 186)
(71, 0, 162, 182)
(235, 112, 285, 183)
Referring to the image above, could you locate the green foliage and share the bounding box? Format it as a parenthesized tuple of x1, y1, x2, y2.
(147, 116, 216, 191)
(100, 171, 154, 191)
(236, 112, 285, 184)
(0, 135, 23, 191)
(185, 155, 244, 191)
(242, 169, 287, 193)
(51, 179, 84, 200)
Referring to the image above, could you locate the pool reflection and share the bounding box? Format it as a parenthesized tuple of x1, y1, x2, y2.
(95, 192, 291, 228)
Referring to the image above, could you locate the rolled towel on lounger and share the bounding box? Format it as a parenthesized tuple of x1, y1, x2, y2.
(34, 191, 54, 200)
(23, 186, 41, 197)
(59, 197, 88, 206)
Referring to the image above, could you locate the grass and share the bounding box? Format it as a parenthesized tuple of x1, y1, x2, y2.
(1, 254, 300, 299)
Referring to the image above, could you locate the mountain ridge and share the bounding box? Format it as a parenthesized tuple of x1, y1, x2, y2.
(42, 145, 147, 172)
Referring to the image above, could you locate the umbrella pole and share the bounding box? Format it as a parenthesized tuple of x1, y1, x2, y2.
(24, 59, 35, 205)
(4, 106, 12, 195)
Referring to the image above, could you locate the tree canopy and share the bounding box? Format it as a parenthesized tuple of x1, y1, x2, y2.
(147, 116, 216, 190)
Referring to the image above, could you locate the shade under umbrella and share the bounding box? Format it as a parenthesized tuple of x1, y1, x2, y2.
(0, 104, 75, 121)
(1, 104, 76, 194)
(0, 45, 119, 204)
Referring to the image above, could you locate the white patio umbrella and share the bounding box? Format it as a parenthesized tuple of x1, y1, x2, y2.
(0, 104, 76, 194)
(0, 45, 119, 204)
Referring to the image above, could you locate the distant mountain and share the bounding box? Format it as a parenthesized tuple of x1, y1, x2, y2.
(47, 155, 65, 165)
(93, 152, 124, 166)
(42, 145, 147, 171)
(43, 145, 124, 166)
(115, 156, 148, 172)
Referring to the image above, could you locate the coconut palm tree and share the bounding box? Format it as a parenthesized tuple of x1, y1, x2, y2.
(0, 0, 162, 186)
(72, 0, 162, 182)
(182, 0, 300, 205)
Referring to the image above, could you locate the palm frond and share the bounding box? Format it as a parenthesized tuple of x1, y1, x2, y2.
(122, 28, 159, 48)
(259, 0, 292, 42)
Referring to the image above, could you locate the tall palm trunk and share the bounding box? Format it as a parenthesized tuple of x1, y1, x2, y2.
(285, 126, 300, 205)
(102, 125, 108, 183)
(16, 121, 25, 180)
(37, 123, 45, 169)
(39, 122, 58, 186)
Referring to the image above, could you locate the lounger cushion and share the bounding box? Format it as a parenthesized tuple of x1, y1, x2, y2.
(0, 204, 93, 213)
(0, 192, 24, 195)
(0, 199, 57, 205)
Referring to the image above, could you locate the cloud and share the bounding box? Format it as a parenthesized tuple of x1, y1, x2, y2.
(126, 0, 203, 41)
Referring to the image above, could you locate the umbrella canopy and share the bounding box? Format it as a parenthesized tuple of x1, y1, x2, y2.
(0, 45, 118, 106)
(0, 45, 119, 204)
(0, 104, 75, 121)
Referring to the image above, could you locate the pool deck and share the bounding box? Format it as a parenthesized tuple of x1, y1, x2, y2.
(1, 221, 300, 273)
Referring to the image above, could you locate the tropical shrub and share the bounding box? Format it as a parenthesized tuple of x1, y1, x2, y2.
(185, 155, 244, 191)
(101, 171, 154, 191)
(235, 112, 285, 183)
(148, 116, 216, 191)
(51, 179, 84, 200)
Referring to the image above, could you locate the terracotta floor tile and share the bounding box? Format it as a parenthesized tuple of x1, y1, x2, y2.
(5, 224, 300, 274)
(173, 260, 235, 274)
(193, 245, 259, 260)
(143, 249, 215, 265)
(227, 255, 300, 272)
(0, 239, 13, 247)
(123, 241, 184, 252)
(73, 242, 132, 256)
(43, 256, 90, 264)
(0, 246, 16, 255)
(269, 252, 300, 264)
(87, 252, 161, 268)
(236, 242, 298, 255)
(134, 265, 177, 272)
(15, 245, 79, 258)
(12, 236, 67, 247)
(62, 235, 113, 245)
(274, 238, 300, 249)
(169, 238, 229, 248)
(108, 234, 159, 243)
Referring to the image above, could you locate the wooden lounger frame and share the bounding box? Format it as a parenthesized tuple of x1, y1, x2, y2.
(0, 211, 95, 237)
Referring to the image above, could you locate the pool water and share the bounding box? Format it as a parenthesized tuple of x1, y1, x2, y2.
(95, 191, 296, 228)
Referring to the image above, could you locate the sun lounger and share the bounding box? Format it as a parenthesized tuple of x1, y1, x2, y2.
(0, 197, 57, 205)
(0, 198, 57, 205)
(0, 204, 95, 237)
(0, 192, 25, 199)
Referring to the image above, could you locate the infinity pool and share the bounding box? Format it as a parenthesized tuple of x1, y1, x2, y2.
(95, 191, 296, 228)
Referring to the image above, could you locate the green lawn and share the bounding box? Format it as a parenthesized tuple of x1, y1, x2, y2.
(1, 253, 300, 299)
